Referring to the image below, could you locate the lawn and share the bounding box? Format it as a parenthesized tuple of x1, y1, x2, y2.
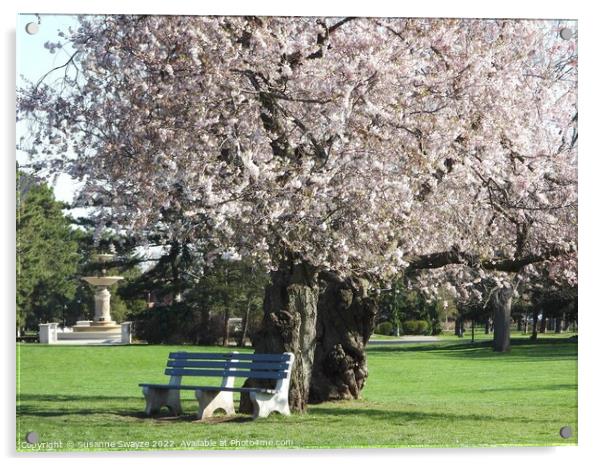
(16, 336, 577, 451)
(438, 328, 578, 341)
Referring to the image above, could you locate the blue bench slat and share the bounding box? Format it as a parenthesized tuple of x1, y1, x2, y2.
(166, 360, 288, 370)
(138, 383, 276, 394)
(165, 368, 287, 379)
(169, 352, 290, 362)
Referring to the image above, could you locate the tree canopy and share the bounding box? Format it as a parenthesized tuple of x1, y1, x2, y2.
(17, 17, 577, 292)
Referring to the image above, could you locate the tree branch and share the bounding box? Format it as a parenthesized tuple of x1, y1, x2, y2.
(405, 244, 571, 275)
(306, 17, 356, 60)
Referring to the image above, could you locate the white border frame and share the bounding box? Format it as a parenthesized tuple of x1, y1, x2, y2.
(3, 1, 600, 465)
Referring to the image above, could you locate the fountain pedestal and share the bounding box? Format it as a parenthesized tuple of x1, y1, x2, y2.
(94, 287, 114, 324)
(73, 275, 123, 333)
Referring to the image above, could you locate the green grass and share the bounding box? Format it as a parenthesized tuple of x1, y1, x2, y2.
(371, 327, 577, 341)
(16, 337, 577, 451)
(438, 328, 578, 341)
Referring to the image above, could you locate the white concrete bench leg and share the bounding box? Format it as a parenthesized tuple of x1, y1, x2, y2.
(142, 386, 182, 416)
(250, 352, 294, 419)
(195, 351, 239, 420)
(195, 389, 235, 419)
(250, 391, 291, 419)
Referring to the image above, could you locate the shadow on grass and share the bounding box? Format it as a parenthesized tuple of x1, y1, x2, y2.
(18, 394, 139, 403)
(18, 398, 557, 425)
(309, 406, 554, 424)
(17, 393, 255, 423)
(473, 383, 577, 393)
(131, 412, 255, 424)
(18, 390, 575, 426)
(367, 337, 577, 360)
(193, 415, 255, 424)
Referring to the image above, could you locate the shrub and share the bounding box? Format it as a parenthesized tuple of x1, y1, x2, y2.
(374, 321, 394, 336)
(430, 320, 443, 335)
(402, 319, 431, 335)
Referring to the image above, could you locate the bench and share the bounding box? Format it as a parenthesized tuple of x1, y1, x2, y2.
(139, 351, 294, 420)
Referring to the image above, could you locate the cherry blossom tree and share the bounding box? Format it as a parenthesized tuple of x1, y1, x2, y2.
(18, 16, 577, 410)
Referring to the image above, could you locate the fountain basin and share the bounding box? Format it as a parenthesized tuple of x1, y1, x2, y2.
(73, 322, 120, 332)
(82, 276, 124, 287)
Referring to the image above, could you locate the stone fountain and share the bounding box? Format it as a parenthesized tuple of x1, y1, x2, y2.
(72, 253, 124, 333)
(39, 252, 133, 345)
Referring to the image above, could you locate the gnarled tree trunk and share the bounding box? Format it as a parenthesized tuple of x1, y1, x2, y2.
(309, 273, 377, 403)
(492, 286, 513, 352)
(240, 260, 319, 414)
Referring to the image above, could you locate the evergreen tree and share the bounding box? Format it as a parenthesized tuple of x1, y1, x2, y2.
(16, 171, 79, 331)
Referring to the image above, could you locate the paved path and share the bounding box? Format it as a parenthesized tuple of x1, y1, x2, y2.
(368, 336, 441, 345)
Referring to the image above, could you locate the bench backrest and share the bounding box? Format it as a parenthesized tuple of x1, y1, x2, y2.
(165, 352, 294, 390)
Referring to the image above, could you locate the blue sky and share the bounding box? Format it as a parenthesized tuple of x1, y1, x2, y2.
(17, 14, 81, 203)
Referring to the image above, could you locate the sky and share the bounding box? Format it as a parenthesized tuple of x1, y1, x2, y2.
(16, 14, 163, 263)
(16, 13, 81, 203)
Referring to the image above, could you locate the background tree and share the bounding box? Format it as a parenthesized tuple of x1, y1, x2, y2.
(529, 261, 578, 339)
(378, 281, 450, 335)
(16, 170, 79, 332)
(127, 253, 268, 345)
(189, 257, 269, 346)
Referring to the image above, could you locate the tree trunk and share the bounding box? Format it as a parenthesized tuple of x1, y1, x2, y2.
(197, 307, 211, 345)
(309, 273, 377, 403)
(222, 308, 230, 347)
(455, 318, 464, 337)
(240, 260, 319, 414)
(539, 313, 547, 334)
(530, 309, 539, 340)
(237, 299, 251, 347)
(484, 318, 490, 335)
(492, 286, 513, 352)
(169, 240, 183, 302)
(563, 315, 571, 331)
(555, 316, 563, 334)
(222, 267, 231, 347)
